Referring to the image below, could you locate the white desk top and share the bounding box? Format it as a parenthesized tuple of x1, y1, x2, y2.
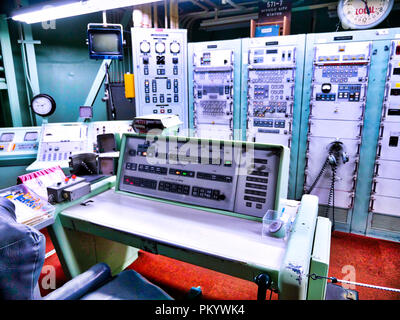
(61, 189, 299, 271)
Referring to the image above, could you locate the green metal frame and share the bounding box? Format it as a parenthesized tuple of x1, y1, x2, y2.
(0, 15, 24, 127)
(307, 216, 332, 300)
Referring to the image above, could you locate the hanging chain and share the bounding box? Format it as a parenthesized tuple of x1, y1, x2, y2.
(308, 273, 400, 293)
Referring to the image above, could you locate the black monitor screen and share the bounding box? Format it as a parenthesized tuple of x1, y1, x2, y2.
(88, 28, 123, 59)
(92, 33, 119, 53)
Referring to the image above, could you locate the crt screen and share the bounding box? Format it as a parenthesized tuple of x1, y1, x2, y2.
(91, 33, 119, 53)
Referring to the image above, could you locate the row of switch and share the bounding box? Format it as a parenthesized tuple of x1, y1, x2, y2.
(159, 181, 190, 195)
(254, 119, 286, 128)
(145, 79, 179, 93)
(192, 187, 224, 201)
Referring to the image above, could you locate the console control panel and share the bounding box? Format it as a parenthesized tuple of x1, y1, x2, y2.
(118, 134, 287, 218)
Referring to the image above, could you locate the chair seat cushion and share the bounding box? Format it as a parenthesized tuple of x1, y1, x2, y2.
(81, 269, 173, 300)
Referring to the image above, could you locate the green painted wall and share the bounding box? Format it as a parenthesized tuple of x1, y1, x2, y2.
(31, 12, 108, 123)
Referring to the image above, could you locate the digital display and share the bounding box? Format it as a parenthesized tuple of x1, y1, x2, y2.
(24, 132, 38, 141)
(202, 86, 224, 95)
(0, 133, 14, 142)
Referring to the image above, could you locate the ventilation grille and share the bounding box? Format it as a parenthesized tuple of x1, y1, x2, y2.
(318, 205, 348, 223)
(371, 213, 400, 233)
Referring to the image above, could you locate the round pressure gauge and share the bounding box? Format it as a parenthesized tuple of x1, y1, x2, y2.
(31, 94, 56, 117)
(155, 41, 165, 53)
(337, 0, 394, 30)
(140, 41, 150, 53)
(170, 41, 180, 54)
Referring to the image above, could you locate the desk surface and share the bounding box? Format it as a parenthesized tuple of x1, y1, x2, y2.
(61, 189, 300, 272)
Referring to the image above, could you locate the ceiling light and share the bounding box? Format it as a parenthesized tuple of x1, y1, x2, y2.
(12, 0, 162, 24)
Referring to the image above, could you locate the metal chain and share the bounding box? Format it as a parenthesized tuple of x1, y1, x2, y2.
(309, 273, 400, 293)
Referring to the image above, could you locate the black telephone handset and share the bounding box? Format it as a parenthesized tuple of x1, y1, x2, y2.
(306, 140, 349, 231)
(327, 141, 349, 166)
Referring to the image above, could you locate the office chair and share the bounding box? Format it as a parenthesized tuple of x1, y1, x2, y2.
(0, 197, 173, 300)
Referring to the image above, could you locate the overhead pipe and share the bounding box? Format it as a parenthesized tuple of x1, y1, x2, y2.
(181, 5, 258, 29)
(183, 1, 352, 30)
(224, 0, 245, 10)
(179, 1, 258, 27)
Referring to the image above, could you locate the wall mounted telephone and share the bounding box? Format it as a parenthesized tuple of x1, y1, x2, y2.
(305, 140, 349, 230)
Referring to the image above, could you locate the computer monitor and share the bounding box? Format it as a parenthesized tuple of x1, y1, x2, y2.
(88, 25, 123, 60)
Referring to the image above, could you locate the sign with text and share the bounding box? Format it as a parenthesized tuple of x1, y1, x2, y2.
(258, 0, 292, 22)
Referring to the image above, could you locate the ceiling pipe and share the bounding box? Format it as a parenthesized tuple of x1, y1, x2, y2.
(189, 1, 349, 30)
(224, 0, 245, 10)
(189, 0, 209, 12)
(181, 5, 258, 29)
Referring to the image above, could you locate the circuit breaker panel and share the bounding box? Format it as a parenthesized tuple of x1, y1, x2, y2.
(370, 40, 400, 217)
(304, 41, 371, 209)
(188, 40, 241, 140)
(243, 38, 298, 146)
(132, 28, 188, 129)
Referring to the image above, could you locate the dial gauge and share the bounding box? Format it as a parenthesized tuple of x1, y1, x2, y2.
(337, 0, 394, 30)
(140, 41, 150, 53)
(31, 94, 56, 117)
(170, 41, 180, 53)
(155, 42, 165, 53)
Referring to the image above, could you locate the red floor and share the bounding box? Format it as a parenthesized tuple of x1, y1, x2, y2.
(38, 229, 400, 300)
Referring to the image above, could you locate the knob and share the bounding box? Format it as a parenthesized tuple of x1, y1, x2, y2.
(155, 42, 165, 53)
(140, 41, 150, 53)
(170, 41, 180, 53)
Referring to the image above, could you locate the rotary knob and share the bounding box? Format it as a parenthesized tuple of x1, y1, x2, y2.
(140, 41, 150, 53)
(170, 41, 180, 53)
(155, 42, 165, 53)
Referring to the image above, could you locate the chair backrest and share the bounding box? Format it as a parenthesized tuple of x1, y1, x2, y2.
(0, 197, 45, 300)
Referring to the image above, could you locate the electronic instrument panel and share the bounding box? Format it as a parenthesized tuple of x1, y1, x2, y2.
(0, 126, 40, 157)
(189, 39, 241, 140)
(27, 121, 132, 171)
(245, 38, 298, 147)
(117, 134, 289, 218)
(304, 41, 371, 208)
(132, 28, 188, 129)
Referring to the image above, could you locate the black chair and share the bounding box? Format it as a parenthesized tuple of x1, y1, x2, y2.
(0, 197, 173, 300)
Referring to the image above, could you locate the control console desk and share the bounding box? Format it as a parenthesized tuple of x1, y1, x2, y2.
(48, 134, 331, 300)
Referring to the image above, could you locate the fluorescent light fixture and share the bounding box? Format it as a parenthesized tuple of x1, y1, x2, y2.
(12, 0, 162, 24)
